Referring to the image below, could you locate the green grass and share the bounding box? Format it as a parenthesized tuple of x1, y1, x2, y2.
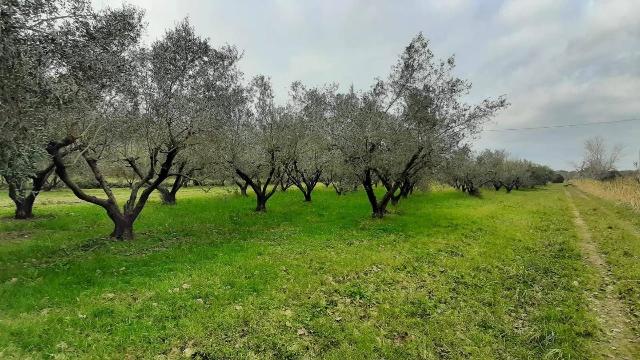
(0, 185, 600, 359)
(567, 185, 640, 333)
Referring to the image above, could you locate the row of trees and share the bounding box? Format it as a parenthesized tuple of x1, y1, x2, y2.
(442, 148, 558, 196)
(1, 0, 513, 239)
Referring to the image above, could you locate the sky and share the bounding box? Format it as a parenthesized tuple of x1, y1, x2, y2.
(92, 0, 640, 170)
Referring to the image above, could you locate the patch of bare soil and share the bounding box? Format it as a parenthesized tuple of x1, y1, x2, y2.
(565, 189, 639, 359)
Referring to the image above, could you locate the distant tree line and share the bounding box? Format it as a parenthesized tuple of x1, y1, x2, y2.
(440, 148, 559, 196)
(2, 0, 569, 241)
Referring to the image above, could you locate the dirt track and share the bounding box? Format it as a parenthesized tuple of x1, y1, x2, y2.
(565, 188, 638, 359)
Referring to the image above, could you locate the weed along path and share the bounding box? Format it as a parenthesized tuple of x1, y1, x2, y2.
(565, 188, 639, 358)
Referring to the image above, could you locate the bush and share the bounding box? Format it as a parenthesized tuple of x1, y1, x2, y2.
(551, 173, 564, 183)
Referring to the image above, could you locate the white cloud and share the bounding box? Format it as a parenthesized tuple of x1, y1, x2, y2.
(498, 0, 567, 25)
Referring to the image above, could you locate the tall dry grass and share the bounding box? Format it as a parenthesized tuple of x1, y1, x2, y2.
(572, 177, 640, 211)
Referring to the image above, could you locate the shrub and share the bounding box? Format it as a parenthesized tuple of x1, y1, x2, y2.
(551, 173, 565, 183)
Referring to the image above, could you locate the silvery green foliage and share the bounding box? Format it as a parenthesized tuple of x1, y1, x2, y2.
(52, 5, 144, 151)
(0, 1, 79, 177)
(215, 75, 288, 209)
(475, 149, 509, 190)
(282, 82, 337, 200)
(0, 1, 91, 176)
(120, 19, 240, 180)
(0, 0, 98, 216)
(443, 148, 554, 195)
(136, 19, 241, 151)
(441, 146, 488, 195)
(329, 33, 508, 214)
(45, 17, 242, 237)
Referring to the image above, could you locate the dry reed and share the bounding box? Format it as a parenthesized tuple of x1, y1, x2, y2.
(572, 177, 640, 211)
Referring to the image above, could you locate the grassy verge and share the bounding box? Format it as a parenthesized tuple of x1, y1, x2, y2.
(567, 185, 640, 333)
(1, 185, 598, 359)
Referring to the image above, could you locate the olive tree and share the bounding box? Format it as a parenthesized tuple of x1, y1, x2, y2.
(122, 142, 206, 206)
(322, 150, 360, 195)
(48, 19, 239, 239)
(0, 0, 94, 218)
(331, 34, 507, 217)
(217, 75, 287, 212)
(475, 149, 508, 191)
(282, 82, 336, 202)
(446, 149, 554, 195)
(442, 146, 495, 196)
(155, 154, 204, 205)
(523, 162, 555, 188)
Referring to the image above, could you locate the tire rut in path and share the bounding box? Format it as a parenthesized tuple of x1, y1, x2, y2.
(565, 189, 639, 359)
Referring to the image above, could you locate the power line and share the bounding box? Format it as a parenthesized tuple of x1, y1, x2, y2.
(483, 118, 640, 132)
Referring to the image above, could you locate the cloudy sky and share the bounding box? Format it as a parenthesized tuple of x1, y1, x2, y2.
(92, 0, 640, 170)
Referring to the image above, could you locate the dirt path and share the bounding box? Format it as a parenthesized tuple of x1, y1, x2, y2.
(574, 190, 640, 239)
(565, 189, 638, 359)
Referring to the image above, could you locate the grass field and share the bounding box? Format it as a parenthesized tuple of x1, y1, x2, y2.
(0, 184, 637, 359)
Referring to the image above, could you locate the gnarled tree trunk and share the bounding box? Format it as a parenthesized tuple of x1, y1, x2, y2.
(286, 163, 321, 202)
(13, 196, 35, 219)
(235, 179, 249, 197)
(235, 162, 279, 213)
(149, 162, 192, 205)
(362, 168, 397, 218)
(48, 137, 178, 240)
(5, 164, 55, 220)
(158, 172, 188, 205)
(108, 212, 134, 240)
(255, 193, 267, 212)
(158, 187, 177, 205)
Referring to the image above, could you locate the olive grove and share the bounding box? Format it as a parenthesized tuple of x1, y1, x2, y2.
(3, 0, 568, 239)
